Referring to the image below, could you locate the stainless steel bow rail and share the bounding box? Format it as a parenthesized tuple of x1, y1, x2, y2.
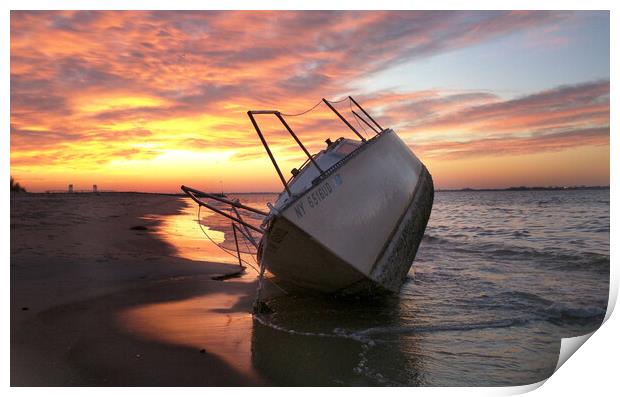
(247, 96, 383, 195)
(181, 185, 264, 284)
(181, 96, 383, 229)
(181, 185, 266, 235)
(349, 96, 383, 132)
(247, 110, 323, 195)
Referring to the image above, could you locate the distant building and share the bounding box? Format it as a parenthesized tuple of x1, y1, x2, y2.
(68, 184, 73, 193)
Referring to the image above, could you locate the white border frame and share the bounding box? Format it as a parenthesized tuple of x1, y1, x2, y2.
(3, 2, 616, 395)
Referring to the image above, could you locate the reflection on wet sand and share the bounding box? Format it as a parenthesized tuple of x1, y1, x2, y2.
(120, 289, 259, 381)
(143, 197, 253, 264)
(121, 198, 263, 381)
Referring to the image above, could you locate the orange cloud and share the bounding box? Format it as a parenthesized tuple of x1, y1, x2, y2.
(10, 11, 608, 192)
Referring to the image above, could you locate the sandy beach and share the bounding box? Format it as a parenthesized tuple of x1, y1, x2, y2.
(11, 190, 609, 386)
(11, 193, 265, 386)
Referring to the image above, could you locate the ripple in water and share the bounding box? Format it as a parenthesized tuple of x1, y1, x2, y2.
(153, 189, 610, 386)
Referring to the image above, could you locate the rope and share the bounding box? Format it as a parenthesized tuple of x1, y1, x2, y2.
(226, 205, 258, 254)
(253, 258, 268, 312)
(196, 203, 288, 294)
(279, 100, 323, 117)
(325, 96, 351, 104)
(224, 206, 287, 295)
(197, 205, 259, 272)
(279, 96, 351, 117)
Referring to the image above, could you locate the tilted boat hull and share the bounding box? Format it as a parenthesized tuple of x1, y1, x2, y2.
(260, 130, 434, 294)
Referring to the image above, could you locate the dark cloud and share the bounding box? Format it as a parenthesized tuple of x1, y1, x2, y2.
(278, 72, 330, 94)
(173, 83, 245, 106)
(48, 11, 103, 31)
(10, 73, 69, 114)
(416, 127, 609, 159)
(10, 126, 82, 149)
(412, 80, 610, 131)
(11, 93, 68, 114)
(54, 56, 129, 90)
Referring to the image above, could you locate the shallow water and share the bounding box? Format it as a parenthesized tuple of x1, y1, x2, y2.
(144, 189, 610, 386)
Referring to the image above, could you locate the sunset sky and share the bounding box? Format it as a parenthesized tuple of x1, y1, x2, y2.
(10, 11, 610, 193)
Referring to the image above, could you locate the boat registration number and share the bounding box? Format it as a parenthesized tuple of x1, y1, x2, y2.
(293, 174, 342, 219)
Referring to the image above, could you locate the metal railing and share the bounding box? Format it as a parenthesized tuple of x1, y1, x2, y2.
(247, 110, 324, 195)
(181, 185, 267, 234)
(247, 96, 384, 195)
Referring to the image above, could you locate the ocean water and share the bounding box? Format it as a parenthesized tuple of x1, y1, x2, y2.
(10, 189, 609, 386)
(201, 189, 609, 386)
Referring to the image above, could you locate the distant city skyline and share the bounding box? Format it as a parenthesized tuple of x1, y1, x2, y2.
(10, 11, 609, 193)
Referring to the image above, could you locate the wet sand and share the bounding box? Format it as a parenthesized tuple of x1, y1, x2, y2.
(12, 191, 608, 386)
(11, 193, 265, 386)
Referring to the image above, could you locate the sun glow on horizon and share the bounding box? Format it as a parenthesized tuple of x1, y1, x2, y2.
(10, 11, 609, 193)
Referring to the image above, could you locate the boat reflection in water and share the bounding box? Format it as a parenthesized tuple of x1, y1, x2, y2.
(250, 290, 426, 386)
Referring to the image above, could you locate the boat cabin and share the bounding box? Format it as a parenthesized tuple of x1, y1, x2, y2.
(274, 137, 361, 208)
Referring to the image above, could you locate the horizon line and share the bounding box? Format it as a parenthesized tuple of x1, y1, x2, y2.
(14, 185, 610, 195)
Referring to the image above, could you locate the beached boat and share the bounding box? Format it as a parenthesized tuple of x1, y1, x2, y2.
(182, 97, 433, 295)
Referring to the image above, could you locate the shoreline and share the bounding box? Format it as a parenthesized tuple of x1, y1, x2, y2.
(10, 185, 610, 196)
(11, 193, 263, 386)
(11, 190, 609, 386)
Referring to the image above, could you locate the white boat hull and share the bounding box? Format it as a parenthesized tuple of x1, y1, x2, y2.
(260, 130, 433, 293)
